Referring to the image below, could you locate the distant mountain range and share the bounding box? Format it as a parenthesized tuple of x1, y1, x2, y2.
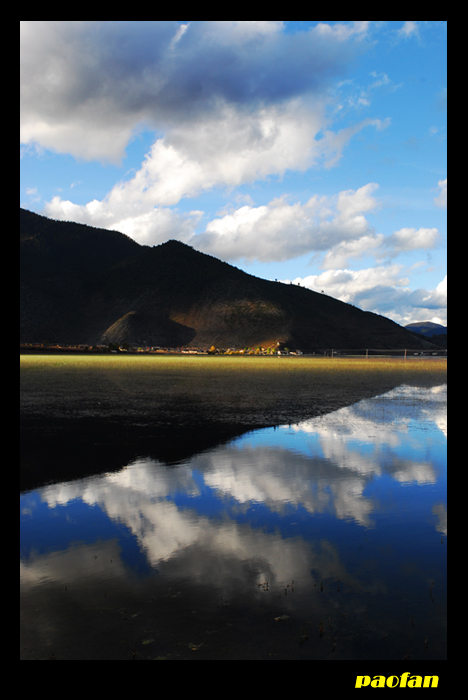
(405, 321, 447, 337)
(20, 208, 437, 352)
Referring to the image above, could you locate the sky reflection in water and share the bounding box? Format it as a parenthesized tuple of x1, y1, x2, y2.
(20, 384, 447, 660)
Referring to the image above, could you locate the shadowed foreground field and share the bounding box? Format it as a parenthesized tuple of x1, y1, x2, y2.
(20, 354, 447, 491)
(20, 354, 447, 428)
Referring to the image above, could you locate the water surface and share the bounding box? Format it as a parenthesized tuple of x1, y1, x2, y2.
(20, 384, 447, 660)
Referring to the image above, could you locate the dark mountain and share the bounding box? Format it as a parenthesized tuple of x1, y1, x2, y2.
(405, 321, 447, 349)
(20, 208, 436, 351)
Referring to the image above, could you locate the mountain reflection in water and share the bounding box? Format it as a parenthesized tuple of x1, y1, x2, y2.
(20, 384, 447, 660)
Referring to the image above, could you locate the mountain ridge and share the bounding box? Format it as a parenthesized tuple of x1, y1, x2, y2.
(405, 321, 447, 336)
(20, 208, 436, 351)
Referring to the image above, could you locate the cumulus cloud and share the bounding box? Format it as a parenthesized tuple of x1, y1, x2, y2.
(194, 183, 442, 266)
(322, 225, 441, 269)
(286, 266, 447, 325)
(44, 101, 388, 232)
(112, 98, 331, 204)
(189, 183, 381, 262)
(321, 234, 385, 268)
(384, 227, 440, 254)
(20, 21, 173, 164)
(20, 20, 371, 164)
(44, 195, 201, 248)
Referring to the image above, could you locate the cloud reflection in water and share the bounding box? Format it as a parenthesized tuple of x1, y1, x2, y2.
(20, 383, 447, 660)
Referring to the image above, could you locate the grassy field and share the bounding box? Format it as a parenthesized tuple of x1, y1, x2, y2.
(20, 352, 447, 378)
(20, 353, 447, 389)
(21, 353, 447, 428)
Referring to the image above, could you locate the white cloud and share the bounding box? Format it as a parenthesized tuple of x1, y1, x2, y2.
(435, 178, 447, 208)
(290, 265, 408, 301)
(42, 97, 331, 236)
(369, 71, 391, 89)
(319, 117, 390, 169)
(436, 275, 447, 295)
(286, 266, 447, 326)
(384, 227, 440, 254)
(193, 183, 442, 267)
(205, 21, 286, 40)
(321, 234, 385, 268)
(23, 20, 394, 255)
(25, 187, 40, 203)
(397, 21, 420, 39)
(169, 22, 190, 49)
(43, 102, 389, 227)
(44, 195, 200, 248)
(322, 225, 441, 269)
(314, 20, 372, 42)
(20, 21, 371, 164)
(195, 183, 381, 262)
(135, 99, 330, 203)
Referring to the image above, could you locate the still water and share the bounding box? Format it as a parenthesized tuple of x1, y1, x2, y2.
(20, 384, 447, 660)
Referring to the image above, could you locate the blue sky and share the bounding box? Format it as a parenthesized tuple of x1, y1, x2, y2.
(20, 21, 447, 326)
